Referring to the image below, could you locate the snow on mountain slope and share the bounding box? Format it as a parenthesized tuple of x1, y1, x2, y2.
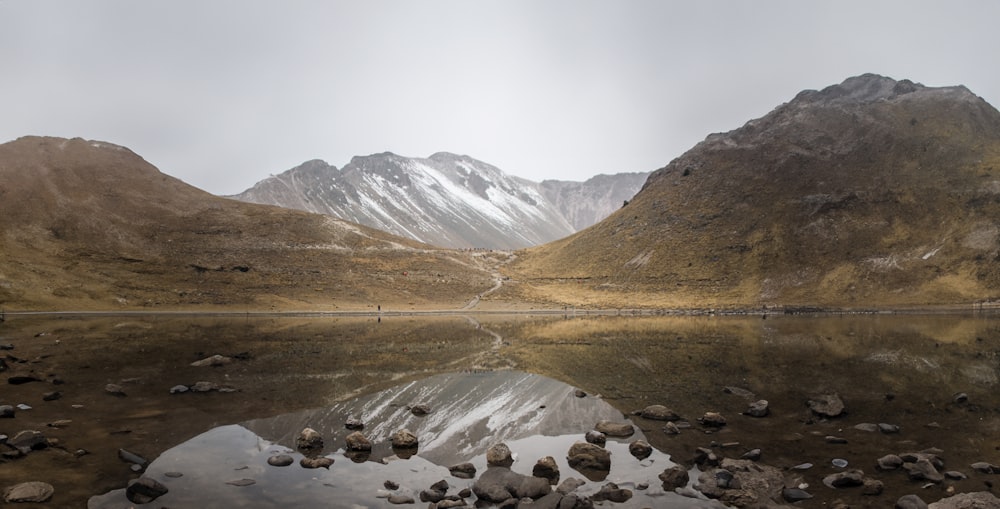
(231, 152, 644, 249)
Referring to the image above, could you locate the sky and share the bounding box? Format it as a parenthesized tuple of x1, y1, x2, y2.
(3, 1, 999, 195)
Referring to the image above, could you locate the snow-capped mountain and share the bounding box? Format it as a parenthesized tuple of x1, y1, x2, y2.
(230, 152, 648, 249)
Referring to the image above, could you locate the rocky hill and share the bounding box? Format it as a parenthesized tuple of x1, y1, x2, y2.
(503, 74, 1000, 309)
(0, 137, 497, 311)
(230, 153, 648, 249)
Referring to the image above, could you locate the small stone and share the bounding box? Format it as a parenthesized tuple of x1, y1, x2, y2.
(118, 448, 148, 468)
(345, 418, 364, 430)
(637, 404, 680, 421)
(169, 385, 189, 394)
(783, 488, 813, 502)
(486, 443, 514, 467)
(267, 454, 294, 466)
(584, 430, 606, 446)
(698, 412, 727, 427)
(878, 423, 901, 434)
(745, 399, 769, 417)
(384, 480, 399, 490)
(190, 381, 219, 392)
(449, 462, 476, 479)
(300, 456, 334, 469)
(574, 389, 587, 398)
(226, 478, 256, 486)
(8, 376, 42, 385)
(0, 405, 14, 418)
(410, 404, 431, 416)
(878, 454, 904, 470)
(826, 435, 848, 444)
(593, 482, 631, 503)
(164, 472, 183, 478)
(42, 391, 62, 401)
(944, 471, 967, 480)
(594, 420, 634, 437)
(741, 448, 761, 461)
(46, 420, 71, 428)
(533, 456, 560, 484)
(832, 458, 849, 468)
(10, 430, 47, 453)
(126, 477, 168, 504)
(345, 431, 372, 451)
(823, 469, 865, 488)
(557, 477, 586, 495)
(971, 462, 998, 474)
(953, 392, 969, 404)
(3, 481, 55, 503)
(190, 354, 232, 367)
(807, 393, 845, 418)
(567, 442, 611, 472)
(854, 423, 879, 432)
(628, 440, 653, 460)
(388, 494, 415, 504)
(16, 404, 31, 411)
(862, 478, 884, 496)
(662, 422, 681, 435)
(105, 383, 126, 396)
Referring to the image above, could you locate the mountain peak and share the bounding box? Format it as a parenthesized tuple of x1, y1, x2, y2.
(792, 73, 978, 106)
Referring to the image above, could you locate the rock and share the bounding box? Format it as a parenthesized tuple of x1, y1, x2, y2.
(928, 492, 1000, 508)
(628, 440, 652, 460)
(105, 383, 126, 396)
(42, 391, 61, 401)
(164, 472, 183, 478)
(944, 471, 967, 480)
(878, 454, 904, 470)
(300, 456, 334, 469)
(226, 478, 256, 486)
(556, 477, 586, 495)
(420, 487, 446, 503)
(345, 431, 372, 451)
(10, 430, 47, 453)
(807, 393, 845, 418)
(449, 462, 477, 479)
(971, 462, 999, 474)
(567, 442, 611, 474)
(879, 423, 901, 434)
(693, 447, 720, 467)
(783, 487, 813, 502)
(896, 494, 929, 509)
(410, 404, 431, 416)
(637, 404, 680, 421)
(745, 399, 769, 417)
(584, 430, 606, 446)
(387, 494, 415, 504)
(574, 389, 587, 398)
(345, 418, 364, 430)
(267, 454, 294, 466)
(741, 448, 761, 461)
(662, 421, 681, 435)
(473, 466, 551, 503)
(698, 412, 727, 427)
(723, 386, 756, 399)
(8, 376, 41, 385)
(826, 435, 848, 444)
(436, 499, 468, 508)
(659, 465, 690, 490)
(695, 459, 785, 506)
(169, 384, 189, 394)
(3, 481, 54, 503)
(0, 344, 12, 350)
(190, 354, 231, 367)
(904, 458, 945, 483)
(47, 420, 71, 428)
(953, 393, 969, 404)
(533, 456, 560, 485)
(296, 427, 324, 450)
(863, 478, 885, 495)
(0, 405, 14, 418)
(125, 477, 168, 504)
(391, 429, 418, 449)
(190, 381, 220, 392)
(487, 443, 514, 467)
(15, 404, 30, 411)
(594, 420, 634, 437)
(384, 480, 400, 490)
(118, 448, 148, 469)
(823, 469, 865, 488)
(593, 482, 631, 503)
(855, 422, 879, 432)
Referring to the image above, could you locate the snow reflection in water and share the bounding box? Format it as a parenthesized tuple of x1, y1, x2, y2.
(90, 371, 726, 508)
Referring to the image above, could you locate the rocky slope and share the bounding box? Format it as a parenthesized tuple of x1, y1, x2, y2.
(231, 153, 648, 249)
(504, 74, 1000, 309)
(0, 137, 497, 311)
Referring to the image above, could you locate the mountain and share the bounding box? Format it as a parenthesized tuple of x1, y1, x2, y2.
(230, 153, 648, 249)
(539, 172, 652, 231)
(505, 74, 1000, 309)
(0, 136, 496, 311)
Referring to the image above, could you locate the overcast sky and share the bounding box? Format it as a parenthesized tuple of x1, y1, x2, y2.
(3, 1, 999, 195)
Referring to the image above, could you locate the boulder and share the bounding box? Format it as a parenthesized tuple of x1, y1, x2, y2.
(567, 442, 611, 474)
(745, 400, 769, 417)
(3, 482, 54, 503)
(267, 454, 294, 466)
(345, 431, 372, 451)
(807, 393, 845, 418)
(533, 456, 560, 484)
(659, 465, 690, 491)
(487, 443, 514, 467)
(928, 492, 1000, 509)
(125, 477, 168, 504)
(449, 462, 477, 479)
(296, 427, 324, 450)
(300, 456, 334, 469)
(636, 404, 680, 421)
(391, 429, 418, 449)
(472, 466, 551, 503)
(594, 420, 634, 437)
(628, 440, 653, 460)
(584, 430, 606, 446)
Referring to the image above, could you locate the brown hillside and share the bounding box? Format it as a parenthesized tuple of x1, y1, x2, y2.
(0, 136, 496, 311)
(505, 74, 1000, 310)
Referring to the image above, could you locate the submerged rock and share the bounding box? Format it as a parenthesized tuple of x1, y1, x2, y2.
(125, 477, 168, 504)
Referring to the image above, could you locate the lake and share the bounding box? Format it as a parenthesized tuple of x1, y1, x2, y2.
(1, 312, 998, 507)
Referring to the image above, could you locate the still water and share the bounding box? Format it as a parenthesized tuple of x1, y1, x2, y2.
(2, 313, 998, 507)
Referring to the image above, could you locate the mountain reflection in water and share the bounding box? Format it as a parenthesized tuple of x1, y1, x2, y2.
(89, 371, 726, 508)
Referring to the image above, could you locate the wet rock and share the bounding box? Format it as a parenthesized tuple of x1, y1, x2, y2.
(698, 412, 727, 427)
(105, 383, 126, 396)
(10, 430, 47, 453)
(300, 456, 334, 469)
(118, 448, 148, 469)
(0, 405, 14, 418)
(744, 399, 769, 417)
(693, 447, 720, 467)
(3, 481, 54, 503)
(584, 430, 606, 446)
(636, 404, 680, 421)
(896, 494, 929, 509)
(387, 494, 415, 504)
(125, 477, 168, 504)
(904, 458, 945, 483)
(594, 420, 634, 437)
(971, 462, 999, 474)
(628, 440, 652, 460)
(574, 389, 587, 398)
(593, 482, 631, 503)
(384, 480, 400, 490)
(267, 454, 294, 466)
(410, 404, 431, 416)
(190, 354, 231, 367)
(345, 418, 364, 430)
(659, 465, 690, 491)
(863, 478, 885, 495)
(391, 429, 418, 449)
(783, 487, 813, 502)
(226, 478, 256, 486)
(345, 431, 372, 451)
(807, 393, 845, 418)
(878, 454, 904, 470)
(927, 491, 1000, 508)
(449, 462, 477, 479)
(487, 443, 514, 467)
(695, 458, 785, 506)
(296, 427, 324, 450)
(823, 469, 866, 488)
(472, 466, 552, 503)
(533, 456, 560, 484)
(879, 423, 901, 434)
(567, 442, 611, 472)
(41, 391, 61, 401)
(662, 422, 681, 435)
(556, 477, 586, 495)
(169, 384, 189, 394)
